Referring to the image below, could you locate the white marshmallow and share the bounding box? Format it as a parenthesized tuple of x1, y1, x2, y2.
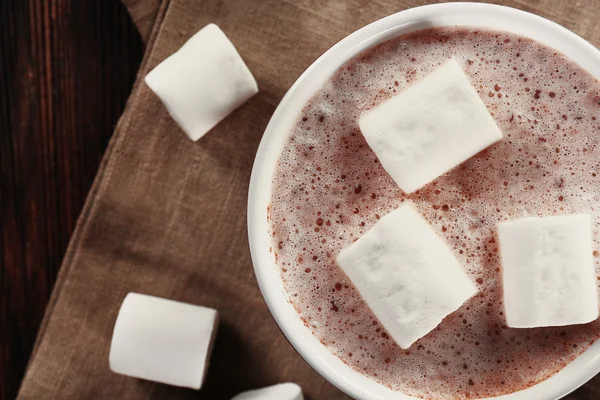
(336, 202, 477, 349)
(109, 293, 218, 389)
(499, 214, 598, 328)
(145, 23, 258, 141)
(231, 383, 303, 400)
(359, 59, 503, 194)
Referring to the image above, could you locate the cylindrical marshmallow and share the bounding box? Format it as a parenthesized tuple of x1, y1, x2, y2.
(499, 214, 598, 328)
(231, 383, 304, 400)
(109, 293, 218, 389)
(145, 23, 259, 141)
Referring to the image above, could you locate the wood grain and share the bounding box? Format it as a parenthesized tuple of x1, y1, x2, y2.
(0, 1, 143, 399)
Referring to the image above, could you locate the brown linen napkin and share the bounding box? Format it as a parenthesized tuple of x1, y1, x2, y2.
(123, 0, 162, 44)
(17, 0, 600, 399)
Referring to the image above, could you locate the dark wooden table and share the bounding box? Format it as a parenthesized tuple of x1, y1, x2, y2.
(0, 1, 143, 399)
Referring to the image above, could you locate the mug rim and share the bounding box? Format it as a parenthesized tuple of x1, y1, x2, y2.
(247, 3, 600, 399)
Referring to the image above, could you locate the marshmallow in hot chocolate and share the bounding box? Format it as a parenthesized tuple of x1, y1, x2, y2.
(358, 59, 503, 194)
(499, 214, 598, 328)
(337, 202, 477, 349)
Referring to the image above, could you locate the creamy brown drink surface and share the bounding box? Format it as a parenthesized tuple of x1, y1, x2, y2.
(269, 27, 600, 399)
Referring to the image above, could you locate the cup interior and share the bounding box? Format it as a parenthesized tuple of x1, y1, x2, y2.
(247, 3, 600, 399)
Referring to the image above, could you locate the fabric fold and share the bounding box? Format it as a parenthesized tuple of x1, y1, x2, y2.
(122, 0, 163, 44)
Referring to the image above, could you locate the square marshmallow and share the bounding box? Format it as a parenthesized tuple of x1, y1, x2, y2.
(145, 23, 258, 141)
(336, 202, 477, 349)
(109, 293, 218, 389)
(231, 383, 303, 400)
(359, 59, 503, 194)
(499, 214, 599, 328)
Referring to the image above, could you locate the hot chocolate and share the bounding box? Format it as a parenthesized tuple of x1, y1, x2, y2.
(269, 27, 600, 399)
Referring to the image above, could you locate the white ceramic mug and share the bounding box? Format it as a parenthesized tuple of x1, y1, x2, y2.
(247, 3, 600, 399)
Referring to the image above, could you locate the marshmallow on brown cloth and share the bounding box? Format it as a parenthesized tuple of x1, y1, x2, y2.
(109, 293, 218, 389)
(231, 383, 304, 400)
(145, 23, 258, 141)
